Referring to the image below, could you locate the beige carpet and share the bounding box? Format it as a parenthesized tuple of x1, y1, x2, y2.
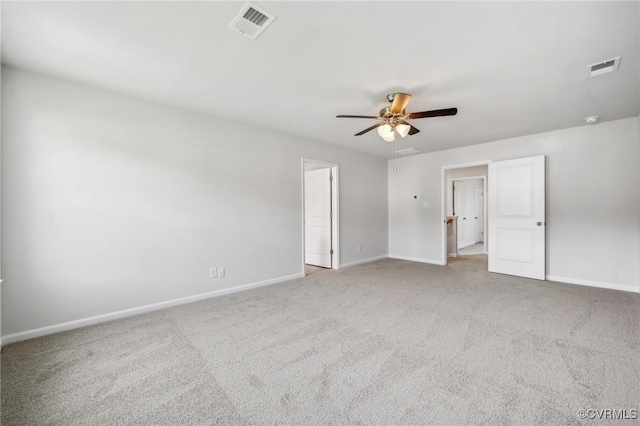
(2, 258, 639, 425)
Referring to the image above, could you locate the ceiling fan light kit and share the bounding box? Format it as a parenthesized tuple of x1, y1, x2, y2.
(337, 92, 457, 142)
(377, 124, 396, 142)
(376, 122, 411, 142)
(396, 123, 411, 138)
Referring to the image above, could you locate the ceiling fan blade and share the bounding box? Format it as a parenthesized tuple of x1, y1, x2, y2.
(400, 120, 420, 135)
(406, 108, 457, 120)
(355, 122, 386, 136)
(336, 115, 381, 119)
(389, 93, 412, 114)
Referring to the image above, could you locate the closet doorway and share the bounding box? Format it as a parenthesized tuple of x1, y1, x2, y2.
(302, 159, 339, 275)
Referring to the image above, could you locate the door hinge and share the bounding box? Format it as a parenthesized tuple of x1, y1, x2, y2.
(330, 249, 334, 254)
(329, 176, 333, 182)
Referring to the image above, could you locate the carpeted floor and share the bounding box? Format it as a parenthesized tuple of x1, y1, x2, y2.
(1, 257, 639, 425)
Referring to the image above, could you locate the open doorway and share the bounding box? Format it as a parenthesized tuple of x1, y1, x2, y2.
(441, 161, 490, 266)
(302, 159, 339, 276)
(451, 176, 486, 255)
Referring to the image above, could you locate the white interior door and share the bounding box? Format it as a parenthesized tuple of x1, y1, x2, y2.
(474, 185, 484, 243)
(461, 180, 479, 248)
(488, 156, 545, 280)
(454, 181, 464, 243)
(305, 168, 332, 268)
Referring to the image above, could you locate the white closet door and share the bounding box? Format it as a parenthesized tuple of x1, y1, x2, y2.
(305, 168, 332, 268)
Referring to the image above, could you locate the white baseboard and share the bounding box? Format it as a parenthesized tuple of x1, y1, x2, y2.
(448, 253, 458, 258)
(340, 255, 388, 268)
(0, 272, 304, 348)
(546, 275, 640, 294)
(389, 254, 446, 266)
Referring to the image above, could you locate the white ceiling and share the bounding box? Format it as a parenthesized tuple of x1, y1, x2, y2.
(2, 1, 638, 159)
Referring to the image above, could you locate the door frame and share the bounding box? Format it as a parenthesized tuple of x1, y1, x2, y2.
(301, 158, 339, 274)
(448, 175, 487, 252)
(441, 160, 492, 265)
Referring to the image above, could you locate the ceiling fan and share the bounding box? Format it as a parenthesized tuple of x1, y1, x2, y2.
(337, 93, 457, 142)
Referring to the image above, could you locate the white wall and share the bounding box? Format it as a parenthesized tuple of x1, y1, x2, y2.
(1, 67, 389, 336)
(0, 57, 3, 344)
(389, 117, 640, 292)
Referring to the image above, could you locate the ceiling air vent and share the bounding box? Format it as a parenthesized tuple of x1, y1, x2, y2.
(229, 2, 275, 40)
(588, 56, 620, 77)
(395, 148, 422, 156)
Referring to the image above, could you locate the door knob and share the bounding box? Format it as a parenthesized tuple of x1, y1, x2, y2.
(537, 222, 542, 226)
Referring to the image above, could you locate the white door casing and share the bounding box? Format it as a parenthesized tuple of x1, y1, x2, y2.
(304, 168, 332, 268)
(488, 155, 545, 280)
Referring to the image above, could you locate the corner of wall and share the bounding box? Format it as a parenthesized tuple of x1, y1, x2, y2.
(1, 68, 390, 338)
(1, 62, 3, 347)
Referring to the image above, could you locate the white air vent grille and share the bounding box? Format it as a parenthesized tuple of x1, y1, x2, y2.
(243, 8, 269, 26)
(395, 148, 422, 156)
(229, 2, 275, 40)
(588, 56, 620, 77)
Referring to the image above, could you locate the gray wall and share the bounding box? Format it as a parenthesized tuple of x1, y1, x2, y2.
(1, 67, 389, 336)
(389, 117, 640, 292)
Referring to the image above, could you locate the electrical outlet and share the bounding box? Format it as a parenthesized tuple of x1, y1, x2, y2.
(357, 245, 362, 252)
(210, 267, 218, 278)
(218, 267, 225, 278)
